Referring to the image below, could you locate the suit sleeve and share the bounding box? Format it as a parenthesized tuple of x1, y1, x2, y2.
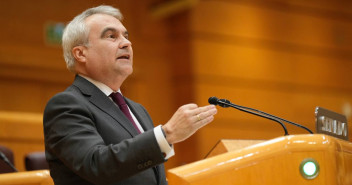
(43, 92, 166, 185)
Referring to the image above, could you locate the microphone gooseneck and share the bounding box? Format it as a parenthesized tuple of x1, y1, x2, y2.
(209, 96, 288, 135)
(208, 96, 313, 134)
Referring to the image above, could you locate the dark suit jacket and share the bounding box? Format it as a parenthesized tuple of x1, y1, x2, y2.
(43, 75, 167, 185)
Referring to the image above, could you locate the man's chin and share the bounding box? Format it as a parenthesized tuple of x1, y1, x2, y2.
(120, 67, 133, 77)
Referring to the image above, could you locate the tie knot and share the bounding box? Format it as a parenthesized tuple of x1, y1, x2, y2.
(110, 92, 126, 106)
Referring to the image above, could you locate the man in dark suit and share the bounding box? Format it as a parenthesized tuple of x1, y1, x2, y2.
(43, 5, 217, 185)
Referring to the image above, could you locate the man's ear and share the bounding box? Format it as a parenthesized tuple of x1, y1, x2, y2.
(72, 46, 87, 63)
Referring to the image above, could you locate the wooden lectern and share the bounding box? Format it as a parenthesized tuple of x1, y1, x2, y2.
(168, 134, 352, 185)
(0, 170, 54, 185)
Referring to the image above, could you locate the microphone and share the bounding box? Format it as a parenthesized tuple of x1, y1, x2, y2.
(209, 97, 313, 134)
(0, 151, 18, 172)
(209, 96, 288, 135)
(209, 97, 229, 107)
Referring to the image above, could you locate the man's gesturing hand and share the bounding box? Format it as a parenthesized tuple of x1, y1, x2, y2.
(162, 104, 217, 144)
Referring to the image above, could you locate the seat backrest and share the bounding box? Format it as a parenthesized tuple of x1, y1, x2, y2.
(25, 152, 49, 171)
(0, 145, 16, 174)
(0, 170, 54, 185)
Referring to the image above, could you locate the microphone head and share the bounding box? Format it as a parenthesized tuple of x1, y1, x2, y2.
(209, 97, 231, 108)
(208, 97, 219, 105)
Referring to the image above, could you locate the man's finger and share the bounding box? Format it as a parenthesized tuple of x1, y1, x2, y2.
(190, 105, 216, 116)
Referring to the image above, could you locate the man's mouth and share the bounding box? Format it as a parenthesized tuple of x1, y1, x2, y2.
(117, 54, 130, 60)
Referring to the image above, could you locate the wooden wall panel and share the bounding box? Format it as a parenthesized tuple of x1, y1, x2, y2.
(186, 0, 352, 161)
(192, 40, 352, 89)
(191, 0, 352, 50)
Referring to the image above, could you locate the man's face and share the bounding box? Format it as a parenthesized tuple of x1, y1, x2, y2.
(83, 13, 133, 82)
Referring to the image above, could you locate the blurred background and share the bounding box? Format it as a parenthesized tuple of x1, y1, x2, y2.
(0, 0, 351, 172)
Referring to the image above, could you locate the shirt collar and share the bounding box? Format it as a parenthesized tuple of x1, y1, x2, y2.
(79, 74, 121, 96)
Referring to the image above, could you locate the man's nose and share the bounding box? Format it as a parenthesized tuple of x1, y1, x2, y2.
(119, 37, 132, 49)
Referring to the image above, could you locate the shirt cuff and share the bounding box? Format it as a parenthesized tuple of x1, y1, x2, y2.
(154, 125, 175, 159)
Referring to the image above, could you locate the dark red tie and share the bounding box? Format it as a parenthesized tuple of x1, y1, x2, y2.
(110, 92, 141, 134)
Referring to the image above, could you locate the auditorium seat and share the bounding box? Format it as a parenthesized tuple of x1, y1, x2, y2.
(0, 145, 16, 174)
(25, 152, 49, 171)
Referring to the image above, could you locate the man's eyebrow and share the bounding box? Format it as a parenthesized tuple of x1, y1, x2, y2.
(100, 27, 117, 38)
(100, 27, 129, 38)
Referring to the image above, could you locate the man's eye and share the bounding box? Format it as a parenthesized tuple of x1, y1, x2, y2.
(108, 34, 116, 39)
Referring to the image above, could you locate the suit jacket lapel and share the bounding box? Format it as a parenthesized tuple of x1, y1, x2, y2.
(72, 75, 139, 136)
(125, 98, 154, 131)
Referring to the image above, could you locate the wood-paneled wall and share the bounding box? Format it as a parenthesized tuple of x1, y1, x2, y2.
(0, 0, 351, 172)
(189, 0, 352, 159)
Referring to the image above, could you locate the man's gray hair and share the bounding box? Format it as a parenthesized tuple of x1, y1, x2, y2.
(62, 5, 123, 73)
